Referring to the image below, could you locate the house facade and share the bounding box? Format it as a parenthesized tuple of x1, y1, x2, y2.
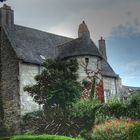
(0, 5, 121, 134)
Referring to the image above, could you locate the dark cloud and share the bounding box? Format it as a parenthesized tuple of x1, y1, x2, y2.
(0, 0, 139, 86)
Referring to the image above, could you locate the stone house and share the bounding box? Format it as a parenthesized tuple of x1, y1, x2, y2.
(0, 5, 121, 134)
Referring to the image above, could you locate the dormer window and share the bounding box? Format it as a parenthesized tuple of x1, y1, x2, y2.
(40, 55, 45, 60)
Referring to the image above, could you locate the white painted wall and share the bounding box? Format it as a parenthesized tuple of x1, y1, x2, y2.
(19, 63, 41, 115)
(103, 76, 118, 102)
(77, 56, 101, 82)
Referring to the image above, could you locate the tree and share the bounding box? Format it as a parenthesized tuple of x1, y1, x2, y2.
(24, 58, 82, 111)
(24, 58, 82, 136)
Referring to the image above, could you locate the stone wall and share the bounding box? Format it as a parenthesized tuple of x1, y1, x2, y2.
(0, 28, 21, 134)
(19, 63, 41, 115)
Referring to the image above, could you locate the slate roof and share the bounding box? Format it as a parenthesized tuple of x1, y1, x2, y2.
(3, 25, 72, 64)
(101, 59, 119, 78)
(57, 37, 102, 58)
(3, 24, 118, 78)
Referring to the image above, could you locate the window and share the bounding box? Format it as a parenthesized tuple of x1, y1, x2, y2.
(85, 57, 89, 64)
(104, 89, 111, 103)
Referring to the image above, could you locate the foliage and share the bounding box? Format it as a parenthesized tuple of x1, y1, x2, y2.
(126, 92, 140, 119)
(128, 92, 140, 107)
(95, 104, 111, 124)
(24, 58, 82, 111)
(95, 97, 122, 124)
(21, 108, 83, 137)
(71, 98, 101, 139)
(24, 130, 39, 135)
(10, 134, 81, 140)
(90, 77, 96, 98)
(107, 96, 125, 118)
(23, 58, 83, 136)
(128, 122, 140, 140)
(92, 119, 140, 140)
(22, 111, 42, 122)
(95, 93, 140, 124)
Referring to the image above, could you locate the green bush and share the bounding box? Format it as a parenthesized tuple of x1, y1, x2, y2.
(72, 98, 101, 139)
(10, 134, 81, 140)
(92, 119, 140, 140)
(95, 104, 111, 124)
(95, 97, 126, 125)
(95, 94, 140, 123)
(127, 92, 140, 119)
(128, 122, 140, 140)
(107, 97, 126, 118)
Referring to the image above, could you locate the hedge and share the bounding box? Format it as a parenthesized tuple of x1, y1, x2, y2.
(10, 134, 81, 140)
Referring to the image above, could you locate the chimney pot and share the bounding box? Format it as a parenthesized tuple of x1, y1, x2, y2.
(78, 21, 90, 39)
(0, 4, 14, 28)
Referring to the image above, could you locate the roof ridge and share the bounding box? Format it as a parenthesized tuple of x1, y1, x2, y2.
(56, 37, 81, 48)
(14, 24, 73, 39)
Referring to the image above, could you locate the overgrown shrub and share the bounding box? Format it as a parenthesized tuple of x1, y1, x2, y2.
(128, 122, 140, 140)
(95, 104, 111, 124)
(92, 119, 140, 140)
(127, 92, 140, 119)
(95, 93, 140, 124)
(10, 134, 81, 140)
(72, 98, 101, 139)
(105, 96, 129, 119)
(21, 108, 82, 137)
(95, 97, 123, 124)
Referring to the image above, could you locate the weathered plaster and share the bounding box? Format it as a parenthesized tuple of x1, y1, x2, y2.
(77, 56, 101, 82)
(19, 63, 41, 115)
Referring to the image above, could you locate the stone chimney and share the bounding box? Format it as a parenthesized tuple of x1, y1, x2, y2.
(0, 4, 14, 28)
(78, 21, 90, 40)
(99, 37, 107, 60)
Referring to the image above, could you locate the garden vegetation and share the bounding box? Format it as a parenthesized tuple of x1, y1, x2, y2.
(20, 58, 140, 140)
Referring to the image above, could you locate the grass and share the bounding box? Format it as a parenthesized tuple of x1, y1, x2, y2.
(10, 134, 81, 140)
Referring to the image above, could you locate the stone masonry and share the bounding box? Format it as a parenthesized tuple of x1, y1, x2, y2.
(0, 27, 21, 134)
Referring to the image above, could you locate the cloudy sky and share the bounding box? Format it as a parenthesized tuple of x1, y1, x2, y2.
(1, 0, 140, 87)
